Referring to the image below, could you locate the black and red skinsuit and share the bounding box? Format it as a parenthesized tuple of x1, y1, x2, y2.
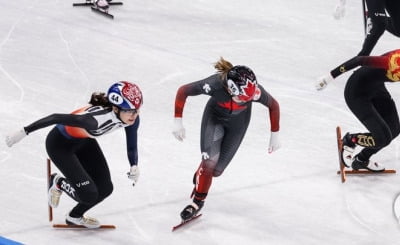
(360, 0, 400, 55)
(174, 74, 279, 202)
(330, 49, 400, 162)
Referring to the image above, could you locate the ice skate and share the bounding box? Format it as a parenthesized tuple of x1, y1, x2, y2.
(341, 132, 356, 167)
(94, 0, 109, 11)
(66, 213, 101, 229)
(180, 199, 204, 221)
(342, 132, 356, 148)
(351, 156, 385, 172)
(48, 173, 62, 208)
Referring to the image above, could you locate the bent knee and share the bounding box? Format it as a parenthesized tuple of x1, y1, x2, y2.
(99, 182, 113, 200)
(78, 189, 99, 205)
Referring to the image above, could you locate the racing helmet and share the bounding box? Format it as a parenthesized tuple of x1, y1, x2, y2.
(226, 65, 258, 102)
(107, 81, 143, 110)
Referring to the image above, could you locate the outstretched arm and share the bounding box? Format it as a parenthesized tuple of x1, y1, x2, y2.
(24, 113, 97, 134)
(5, 113, 97, 147)
(316, 53, 390, 90)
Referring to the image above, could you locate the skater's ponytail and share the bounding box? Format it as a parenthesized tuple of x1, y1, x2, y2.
(214, 57, 233, 80)
(89, 92, 112, 107)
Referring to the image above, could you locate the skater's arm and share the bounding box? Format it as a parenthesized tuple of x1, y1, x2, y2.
(24, 113, 97, 134)
(125, 117, 140, 186)
(315, 51, 398, 90)
(330, 56, 388, 78)
(125, 116, 140, 166)
(256, 85, 280, 132)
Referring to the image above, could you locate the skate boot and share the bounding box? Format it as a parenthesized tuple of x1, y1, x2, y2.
(341, 133, 357, 167)
(48, 173, 62, 208)
(180, 199, 204, 221)
(66, 212, 101, 229)
(342, 132, 357, 148)
(94, 0, 109, 11)
(351, 156, 385, 172)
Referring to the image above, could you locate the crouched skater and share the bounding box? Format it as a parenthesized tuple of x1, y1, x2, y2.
(5, 81, 143, 228)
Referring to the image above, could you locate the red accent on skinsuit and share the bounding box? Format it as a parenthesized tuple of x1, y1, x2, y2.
(174, 86, 188, 118)
(217, 101, 247, 110)
(64, 106, 91, 138)
(194, 161, 214, 200)
(386, 51, 400, 81)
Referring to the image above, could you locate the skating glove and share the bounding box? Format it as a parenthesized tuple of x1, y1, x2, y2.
(172, 117, 185, 141)
(127, 165, 140, 187)
(5, 128, 27, 147)
(315, 73, 334, 91)
(333, 0, 346, 20)
(268, 131, 281, 154)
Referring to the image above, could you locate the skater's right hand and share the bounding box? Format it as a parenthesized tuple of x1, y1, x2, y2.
(315, 73, 334, 91)
(172, 117, 185, 141)
(5, 128, 27, 147)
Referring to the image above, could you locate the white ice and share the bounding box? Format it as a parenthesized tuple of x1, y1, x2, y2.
(1, 0, 400, 244)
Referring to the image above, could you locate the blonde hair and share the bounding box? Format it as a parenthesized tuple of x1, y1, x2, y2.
(214, 57, 233, 80)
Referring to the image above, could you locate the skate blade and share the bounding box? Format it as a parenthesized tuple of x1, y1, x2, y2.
(337, 169, 396, 174)
(53, 224, 116, 229)
(91, 6, 114, 19)
(172, 214, 202, 231)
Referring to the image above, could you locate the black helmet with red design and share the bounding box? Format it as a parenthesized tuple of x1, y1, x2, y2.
(107, 81, 143, 110)
(226, 65, 258, 102)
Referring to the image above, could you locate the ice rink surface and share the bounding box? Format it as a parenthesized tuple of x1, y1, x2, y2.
(2, 0, 400, 244)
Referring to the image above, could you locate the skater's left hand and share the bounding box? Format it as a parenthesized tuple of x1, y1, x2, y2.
(268, 131, 281, 153)
(315, 73, 334, 91)
(127, 165, 140, 187)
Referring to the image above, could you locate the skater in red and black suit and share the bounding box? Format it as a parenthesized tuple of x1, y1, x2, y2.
(316, 49, 400, 172)
(172, 57, 281, 221)
(5, 81, 143, 228)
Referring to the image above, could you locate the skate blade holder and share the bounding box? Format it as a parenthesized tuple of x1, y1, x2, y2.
(336, 169, 396, 180)
(336, 126, 396, 183)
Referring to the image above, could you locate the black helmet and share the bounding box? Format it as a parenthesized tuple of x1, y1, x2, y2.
(226, 66, 258, 101)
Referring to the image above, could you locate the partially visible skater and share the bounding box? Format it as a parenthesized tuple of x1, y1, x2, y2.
(316, 49, 400, 172)
(333, 0, 400, 56)
(5, 81, 143, 228)
(172, 57, 281, 222)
